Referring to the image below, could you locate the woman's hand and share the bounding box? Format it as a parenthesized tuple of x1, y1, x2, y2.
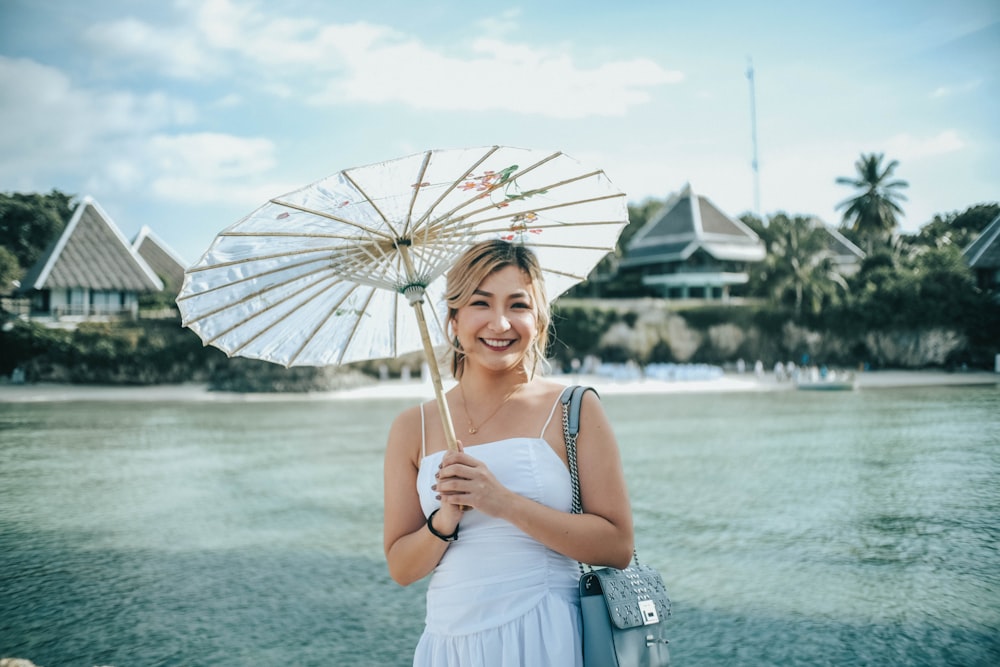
(433, 445, 512, 517)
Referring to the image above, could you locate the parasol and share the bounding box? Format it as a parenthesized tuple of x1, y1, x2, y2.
(177, 145, 629, 450)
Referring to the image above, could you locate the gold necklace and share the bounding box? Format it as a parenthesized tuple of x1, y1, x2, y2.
(459, 382, 522, 434)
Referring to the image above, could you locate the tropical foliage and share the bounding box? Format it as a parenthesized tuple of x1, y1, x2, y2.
(836, 153, 909, 252)
(744, 213, 847, 316)
(0, 245, 19, 292)
(0, 190, 74, 280)
(902, 203, 999, 252)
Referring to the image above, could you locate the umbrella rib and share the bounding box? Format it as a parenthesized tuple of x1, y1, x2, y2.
(401, 230, 474, 289)
(224, 274, 341, 355)
(269, 198, 396, 242)
(419, 150, 563, 231)
(187, 267, 338, 331)
(334, 287, 379, 365)
(177, 256, 332, 304)
(517, 240, 619, 251)
(408, 148, 454, 280)
(286, 282, 362, 366)
(411, 145, 501, 230)
(544, 265, 592, 281)
(404, 150, 433, 236)
(338, 171, 405, 282)
(441, 175, 619, 230)
(220, 230, 390, 242)
(185, 246, 341, 273)
(448, 219, 627, 236)
(340, 171, 403, 240)
(334, 245, 402, 289)
(488, 192, 623, 220)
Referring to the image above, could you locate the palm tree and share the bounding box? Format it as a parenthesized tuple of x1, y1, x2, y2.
(757, 214, 847, 317)
(835, 153, 909, 253)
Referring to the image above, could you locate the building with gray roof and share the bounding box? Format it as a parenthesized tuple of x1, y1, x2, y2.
(18, 196, 163, 323)
(963, 212, 1000, 297)
(619, 183, 766, 299)
(132, 225, 187, 298)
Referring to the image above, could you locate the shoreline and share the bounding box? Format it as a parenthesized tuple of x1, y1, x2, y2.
(0, 370, 996, 404)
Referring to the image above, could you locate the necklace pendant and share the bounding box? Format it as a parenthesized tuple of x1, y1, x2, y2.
(468, 426, 478, 434)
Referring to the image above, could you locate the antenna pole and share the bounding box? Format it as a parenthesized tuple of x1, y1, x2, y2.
(746, 57, 761, 217)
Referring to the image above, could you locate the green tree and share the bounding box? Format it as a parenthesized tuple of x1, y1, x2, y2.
(0, 245, 19, 294)
(0, 190, 75, 272)
(548, 303, 620, 366)
(844, 244, 984, 331)
(751, 213, 847, 317)
(835, 153, 909, 253)
(903, 202, 999, 252)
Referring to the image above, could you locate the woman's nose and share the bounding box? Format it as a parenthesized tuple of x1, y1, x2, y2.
(488, 310, 510, 331)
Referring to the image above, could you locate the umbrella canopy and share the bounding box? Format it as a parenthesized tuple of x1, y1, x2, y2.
(178, 145, 629, 448)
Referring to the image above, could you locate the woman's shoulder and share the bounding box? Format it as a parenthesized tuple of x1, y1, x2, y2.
(527, 377, 574, 398)
(385, 402, 429, 460)
(527, 378, 603, 406)
(389, 399, 440, 433)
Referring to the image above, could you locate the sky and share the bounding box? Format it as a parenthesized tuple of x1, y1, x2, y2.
(1, 0, 997, 265)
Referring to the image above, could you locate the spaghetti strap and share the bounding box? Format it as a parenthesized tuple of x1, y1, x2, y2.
(420, 403, 427, 459)
(539, 390, 565, 437)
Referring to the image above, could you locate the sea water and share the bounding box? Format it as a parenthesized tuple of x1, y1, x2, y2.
(1, 384, 998, 666)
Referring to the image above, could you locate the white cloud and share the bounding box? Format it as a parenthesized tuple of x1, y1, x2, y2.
(83, 17, 226, 81)
(883, 130, 965, 161)
(0, 56, 196, 179)
(83, 0, 682, 119)
(0, 55, 281, 207)
(145, 133, 284, 203)
(476, 9, 523, 37)
(309, 34, 681, 118)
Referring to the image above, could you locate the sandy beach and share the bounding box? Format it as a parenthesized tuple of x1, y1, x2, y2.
(0, 369, 995, 403)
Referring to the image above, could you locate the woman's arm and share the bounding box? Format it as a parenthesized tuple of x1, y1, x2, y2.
(436, 391, 634, 568)
(382, 406, 464, 586)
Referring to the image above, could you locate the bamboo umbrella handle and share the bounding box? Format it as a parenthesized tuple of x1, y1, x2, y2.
(407, 290, 471, 509)
(409, 299, 470, 512)
(397, 244, 459, 453)
(410, 298, 460, 452)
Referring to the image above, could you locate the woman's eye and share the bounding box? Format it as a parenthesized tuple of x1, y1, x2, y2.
(470, 300, 488, 307)
(512, 302, 531, 309)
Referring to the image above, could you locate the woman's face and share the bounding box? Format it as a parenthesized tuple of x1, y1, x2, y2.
(452, 265, 538, 374)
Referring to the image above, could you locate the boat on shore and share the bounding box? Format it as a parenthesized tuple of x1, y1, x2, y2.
(796, 378, 857, 391)
(795, 368, 857, 391)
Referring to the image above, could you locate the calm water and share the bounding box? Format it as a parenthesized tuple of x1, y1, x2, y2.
(1, 384, 999, 666)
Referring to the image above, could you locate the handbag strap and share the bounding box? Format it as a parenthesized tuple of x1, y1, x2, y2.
(560, 385, 640, 575)
(560, 384, 594, 517)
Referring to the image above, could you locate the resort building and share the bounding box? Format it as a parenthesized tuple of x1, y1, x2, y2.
(810, 217, 866, 276)
(17, 196, 164, 325)
(963, 212, 1000, 298)
(618, 183, 766, 300)
(132, 225, 187, 298)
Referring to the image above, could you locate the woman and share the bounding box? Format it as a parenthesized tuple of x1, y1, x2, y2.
(383, 239, 634, 666)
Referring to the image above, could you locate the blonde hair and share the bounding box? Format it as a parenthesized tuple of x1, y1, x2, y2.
(445, 239, 550, 379)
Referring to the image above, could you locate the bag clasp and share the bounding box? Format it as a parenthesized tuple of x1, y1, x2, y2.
(639, 598, 659, 625)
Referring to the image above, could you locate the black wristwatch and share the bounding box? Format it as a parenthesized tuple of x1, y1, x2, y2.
(426, 508, 459, 542)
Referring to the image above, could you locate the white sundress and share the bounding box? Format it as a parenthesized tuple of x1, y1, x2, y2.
(412, 396, 583, 667)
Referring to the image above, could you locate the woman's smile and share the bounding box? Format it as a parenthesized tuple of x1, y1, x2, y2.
(481, 337, 516, 350)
